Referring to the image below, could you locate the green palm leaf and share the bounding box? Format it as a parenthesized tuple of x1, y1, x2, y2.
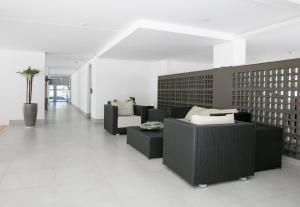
(17, 66, 40, 104)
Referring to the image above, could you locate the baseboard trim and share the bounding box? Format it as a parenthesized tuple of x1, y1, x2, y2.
(282, 155, 300, 167)
(9, 119, 45, 126)
(71, 103, 91, 119)
(91, 118, 104, 124)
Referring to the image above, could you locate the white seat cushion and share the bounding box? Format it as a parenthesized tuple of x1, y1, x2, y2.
(112, 101, 134, 116)
(185, 106, 207, 121)
(118, 115, 141, 128)
(191, 114, 235, 125)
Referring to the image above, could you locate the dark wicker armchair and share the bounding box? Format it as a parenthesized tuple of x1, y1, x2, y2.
(163, 118, 256, 186)
(148, 106, 251, 122)
(104, 104, 153, 135)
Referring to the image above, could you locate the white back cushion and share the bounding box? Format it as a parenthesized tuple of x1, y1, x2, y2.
(118, 115, 141, 128)
(197, 109, 212, 116)
(191, 114, 235, 125)
(185, 106, 207, 121)
(112, 101, 134, 116)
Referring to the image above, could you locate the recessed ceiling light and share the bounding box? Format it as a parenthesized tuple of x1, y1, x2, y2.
(203, 18, 212, 22)
(79, 22, 88, 26)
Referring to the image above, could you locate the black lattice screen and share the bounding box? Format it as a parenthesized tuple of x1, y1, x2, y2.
(158, 72, 213, 109)
(158, 58, 300, 160)
(232, 67, 299, 158)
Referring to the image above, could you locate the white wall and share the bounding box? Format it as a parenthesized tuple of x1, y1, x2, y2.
(71, 58, 212, 120)
(247, 51, 300, 65)
(92, 58, 159, 119)
(0, 49, 46, 124)
(71, 64, 89, 114)
(165, 60, 212, 74)
(91, 58, 211, 119)
(213, 39, 246, 68)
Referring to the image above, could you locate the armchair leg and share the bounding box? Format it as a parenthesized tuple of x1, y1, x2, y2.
(199, 184, 207, 188)
(239, 177, 248, 181)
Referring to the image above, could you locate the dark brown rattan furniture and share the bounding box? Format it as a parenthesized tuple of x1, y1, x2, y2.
(147, 107, 191, 122)
(127, 127, 163, 159)
(211, 111, 252, 122)
(163, 119, 256, 186)
(104, 104, 154, 135)
(255, 124, 283, 171)
(148, 107, 252, 123)
(147, 109, 169, 122)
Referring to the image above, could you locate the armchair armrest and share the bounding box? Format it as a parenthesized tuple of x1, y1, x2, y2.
(210, 112, 252, 122)
(104, 104, 118, 135)
(167, 106, 191, 118)
(134, 105, 154, 123)
(163, 118, 198, 185)
(234, 112, 251, 122)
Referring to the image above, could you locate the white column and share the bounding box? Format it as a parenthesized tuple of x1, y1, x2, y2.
(213, 39, 246, 68)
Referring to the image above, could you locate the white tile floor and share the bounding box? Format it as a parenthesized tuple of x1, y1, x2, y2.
(0, 102, 299, 206)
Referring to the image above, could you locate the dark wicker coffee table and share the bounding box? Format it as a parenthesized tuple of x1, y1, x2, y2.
(127, 127, 163, 159)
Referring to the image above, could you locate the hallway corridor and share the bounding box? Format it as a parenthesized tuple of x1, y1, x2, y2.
(0, 103, 300, 207)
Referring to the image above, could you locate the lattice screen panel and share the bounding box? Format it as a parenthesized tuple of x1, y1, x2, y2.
(232, 67, 300, 158)
(158, 74, 213, 110)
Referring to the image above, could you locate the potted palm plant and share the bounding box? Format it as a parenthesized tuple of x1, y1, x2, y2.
(17, 67, 40, 127)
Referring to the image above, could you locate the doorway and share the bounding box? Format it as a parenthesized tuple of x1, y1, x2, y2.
(48, 76, 71, 103)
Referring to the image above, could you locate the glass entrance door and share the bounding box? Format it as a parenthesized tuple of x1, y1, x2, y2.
(48, 77, 71, 103)
(49, 85, 70, 102)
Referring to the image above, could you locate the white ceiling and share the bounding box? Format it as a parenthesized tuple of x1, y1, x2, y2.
(46, 53, 91, 71)
(246, 20, 300, 63)
(1, 0, 300, 74)
(101, 28, 219, 63)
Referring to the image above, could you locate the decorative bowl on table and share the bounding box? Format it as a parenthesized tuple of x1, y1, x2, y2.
(140, 122, 164, 131)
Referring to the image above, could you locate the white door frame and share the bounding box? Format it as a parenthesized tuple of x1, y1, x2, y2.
(87, 64, 92, 118)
